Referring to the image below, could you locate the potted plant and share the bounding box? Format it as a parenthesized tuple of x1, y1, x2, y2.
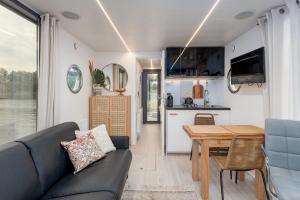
(89, 61, 106, 95)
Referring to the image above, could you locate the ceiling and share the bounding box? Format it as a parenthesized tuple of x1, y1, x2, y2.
(21, 0, 284, 52)
(137, 58, 161, 69)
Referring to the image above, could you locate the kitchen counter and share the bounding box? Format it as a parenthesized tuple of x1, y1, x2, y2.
(165, 105, 231, 110)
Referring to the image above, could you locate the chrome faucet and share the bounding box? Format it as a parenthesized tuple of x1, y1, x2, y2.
(204, 81, 210, 107)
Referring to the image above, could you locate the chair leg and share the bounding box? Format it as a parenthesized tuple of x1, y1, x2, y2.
(220, 170, 224, 200)
(190, 148, 192, 160)
(235, 171, 238, 184)
(258, 169, 270, 200)
(230, 170, 232, 179)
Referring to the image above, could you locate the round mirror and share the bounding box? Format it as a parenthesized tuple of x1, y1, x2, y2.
(67, 64, 83, 94)
(227, 68, 241, 94)
(101, 63, 128, 92)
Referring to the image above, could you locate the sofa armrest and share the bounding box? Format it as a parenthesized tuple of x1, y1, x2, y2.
(110, 136, 129, 149)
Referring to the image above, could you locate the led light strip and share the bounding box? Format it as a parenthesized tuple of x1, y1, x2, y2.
(95, 0, 131, 52)
(150, 59, 153, 69)
(170, 0, 221, 71)
(0, 27, 15, 36)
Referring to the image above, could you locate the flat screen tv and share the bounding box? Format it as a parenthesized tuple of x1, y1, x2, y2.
(230, 47, 265, 84)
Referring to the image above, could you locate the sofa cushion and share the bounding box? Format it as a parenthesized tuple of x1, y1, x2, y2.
(110, 136, 129, 149)
(47, 191, 116, 200)
(266, 119, 300, 170)
(16, 122, 79, 194)
(42, 149, 132, 200)
(270, 166, 300, 200)
(75, 125, 116, 154)
(0, 142, 41, 200)
(61, 132, 106, 174)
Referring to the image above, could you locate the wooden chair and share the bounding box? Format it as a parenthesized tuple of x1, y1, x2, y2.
(190, 113, 228, 160)
(212, 134, 269, 200)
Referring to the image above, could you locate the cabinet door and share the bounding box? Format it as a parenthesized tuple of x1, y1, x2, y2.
(166, 110, 193, 153)
(110, 96, 128, 136)
(89, 96, 110, 130)
(181, 47, 197, 76)
(165, 48, 181, 77)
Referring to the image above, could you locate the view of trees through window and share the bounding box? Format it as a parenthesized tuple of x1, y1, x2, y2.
(0, 4, 38, 145)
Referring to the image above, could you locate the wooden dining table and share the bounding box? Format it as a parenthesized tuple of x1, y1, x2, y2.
(183, 125, 265, 200)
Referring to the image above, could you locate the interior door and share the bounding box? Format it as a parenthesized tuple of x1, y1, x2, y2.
(142, 69, 161, 124)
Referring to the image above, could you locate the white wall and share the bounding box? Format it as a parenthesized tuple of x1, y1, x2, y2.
(164, 79, 225, 106)
(136, 60, 143, 138)
(94, 52, 137, 144)
(224, 26, 265, 127)
(54, 29, 95, 130)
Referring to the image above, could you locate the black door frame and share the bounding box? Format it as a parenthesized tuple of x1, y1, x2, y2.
(142, 69, 161, 124)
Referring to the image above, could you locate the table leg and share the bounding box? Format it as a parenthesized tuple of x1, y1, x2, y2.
(255, 170, 265, 200)
(201, 141, 209, 200)
(238, 172, 246, 182)
(192, 140, 199, 181)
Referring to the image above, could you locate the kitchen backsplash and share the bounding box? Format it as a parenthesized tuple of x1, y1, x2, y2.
(165, 79, 225, 106)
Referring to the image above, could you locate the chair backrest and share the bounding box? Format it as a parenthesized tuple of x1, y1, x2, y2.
(265, 119, 300, 171)
(224, 134, 265, 170)
(194, 113, 215, 125)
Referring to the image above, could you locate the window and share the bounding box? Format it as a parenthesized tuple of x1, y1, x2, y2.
(0, 1, 39, 145)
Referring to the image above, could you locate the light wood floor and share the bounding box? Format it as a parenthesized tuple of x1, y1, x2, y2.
(126, 124, 259, 200)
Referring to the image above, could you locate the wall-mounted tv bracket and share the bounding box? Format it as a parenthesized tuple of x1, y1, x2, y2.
(227, 68, 242, 94)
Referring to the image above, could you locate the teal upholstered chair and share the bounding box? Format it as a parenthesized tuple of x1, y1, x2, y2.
(263, 119, 300, 200)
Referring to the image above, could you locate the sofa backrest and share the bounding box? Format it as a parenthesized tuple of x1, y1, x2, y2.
(17, 122, 79, 194)
(0, 142, 41, 200)
(265, 119, 300, 171)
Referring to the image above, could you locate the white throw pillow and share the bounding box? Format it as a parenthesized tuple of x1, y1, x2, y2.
(75, 124, 116, 154)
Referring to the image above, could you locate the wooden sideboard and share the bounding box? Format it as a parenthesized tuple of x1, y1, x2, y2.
(89, 96, 131, 140)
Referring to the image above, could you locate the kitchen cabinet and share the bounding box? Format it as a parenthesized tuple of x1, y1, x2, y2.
(165, 47, 225, 78)
(166, 109, 231, 153)
(165, 47, 181, 77)
(89, 96, 131, 140)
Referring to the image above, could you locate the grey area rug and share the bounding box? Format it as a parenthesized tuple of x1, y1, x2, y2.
(122, 190, 198, 200)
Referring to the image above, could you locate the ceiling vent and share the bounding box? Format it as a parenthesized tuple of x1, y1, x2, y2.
(234, 11, 255, 20)
(62, 11, 80, 20)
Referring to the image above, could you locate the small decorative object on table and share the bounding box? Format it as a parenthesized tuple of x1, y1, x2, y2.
(114, 88, 126, 96)
(89, 61, 106, 95)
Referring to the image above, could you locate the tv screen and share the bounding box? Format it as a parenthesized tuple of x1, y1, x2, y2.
(230, 47, 265, 84)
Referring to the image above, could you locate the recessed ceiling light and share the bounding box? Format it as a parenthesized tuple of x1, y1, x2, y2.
(234, 11, 255, 20)
(62, 11, 80, 20)
(95, 0, 131, 52)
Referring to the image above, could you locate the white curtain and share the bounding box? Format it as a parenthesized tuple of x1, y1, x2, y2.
(37, 14, 59, 130)
(259, 0, 300, 120)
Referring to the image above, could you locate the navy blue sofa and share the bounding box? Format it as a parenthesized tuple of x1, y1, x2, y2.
(0, 122, 132, 200)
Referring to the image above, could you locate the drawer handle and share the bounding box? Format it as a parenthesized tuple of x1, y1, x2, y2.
(169, 113, 178, 116)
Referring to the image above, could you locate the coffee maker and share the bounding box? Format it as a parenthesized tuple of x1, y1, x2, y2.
(166, 93, 173, 107)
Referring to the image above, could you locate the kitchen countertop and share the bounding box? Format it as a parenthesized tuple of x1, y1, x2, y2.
(165, 105, 231, 110)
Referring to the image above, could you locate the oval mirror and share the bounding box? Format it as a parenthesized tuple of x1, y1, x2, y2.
(101, 63, 128, 92)
(66, 64, 83, 94)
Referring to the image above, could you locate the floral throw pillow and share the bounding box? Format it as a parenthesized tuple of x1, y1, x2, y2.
(61, 131, 105, 174)
(75, 124, 116, 154)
